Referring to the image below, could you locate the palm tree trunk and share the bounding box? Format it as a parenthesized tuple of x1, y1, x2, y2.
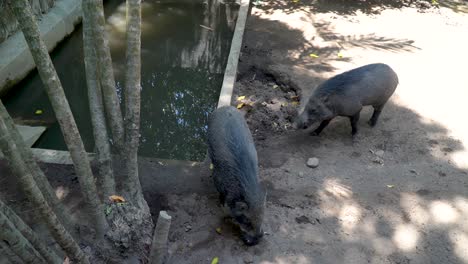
(0, 210, 46, 264)
(8, 0, 107, 237)
(0, 106, 90, 264)
(0, 198, 62, 264)
(83, 0, 124, 152)
(124, 0, 147, 209)
(0, 102, 76, 230)
(82, 0, 116, 200)
(0, 112, 90, 264)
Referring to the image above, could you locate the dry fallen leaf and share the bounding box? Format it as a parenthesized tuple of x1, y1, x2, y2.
(237, 103, 244, 109)
(290, 95, 299, 101)
(387, 185, 394, 188)
(200, 24, 213, 31)
(210, 164, 214, 170)
(291, 101, 299, 106)
(211, 257, 219, 264)
(338, 52, 344, 58)
(237, 95, 246, 101)
(216, 227, 222, 234)
(109, 195, 126, 203)
(309, 53, 319, 58)
(35, 109, 43, 115)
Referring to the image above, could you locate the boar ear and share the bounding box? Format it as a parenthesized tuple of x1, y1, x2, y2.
(235, 201, 248, 212)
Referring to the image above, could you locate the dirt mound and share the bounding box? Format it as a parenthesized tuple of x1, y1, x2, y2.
(233, 66, 302, 141)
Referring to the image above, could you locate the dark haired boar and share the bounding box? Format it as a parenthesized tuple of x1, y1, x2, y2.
(294, 63, 398, 136)
(207, 106, 266, 246)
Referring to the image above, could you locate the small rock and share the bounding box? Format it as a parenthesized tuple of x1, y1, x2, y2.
(298, 172, 305, 177)
(306, 157, 319, 168)
(184, 224, 192, 232)
(409, 169, 418, 174)
(372, 157, 384, 165)
(270, 98, 280, 104)
(82, 246, 92, 255)
(375, 150, 384, 158)
(243, 255, 254, 264)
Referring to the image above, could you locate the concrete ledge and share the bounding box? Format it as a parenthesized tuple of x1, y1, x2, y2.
(217, 0, 251, 108)
(28, 148, 215, 195)
(0, 0, 82, 95)
(32, 148, 93, 165)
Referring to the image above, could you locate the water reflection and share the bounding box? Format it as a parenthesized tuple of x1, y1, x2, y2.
(3, 0, 239, 161)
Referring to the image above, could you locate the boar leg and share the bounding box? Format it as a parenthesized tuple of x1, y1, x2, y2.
(310, 119, 332, 136)
(368, 105, 384, 127)
(349, 112, 360, 135)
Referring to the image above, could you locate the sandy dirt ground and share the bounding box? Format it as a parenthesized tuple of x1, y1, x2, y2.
(2, 1, 468, 264)
(165, 1, 468, 264)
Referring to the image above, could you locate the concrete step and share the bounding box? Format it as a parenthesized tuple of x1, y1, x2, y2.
(0, 124, 46, 158)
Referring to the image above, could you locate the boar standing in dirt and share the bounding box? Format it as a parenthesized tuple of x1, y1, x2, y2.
(207, 106, 266, 246)
(294, 63, 399, 136)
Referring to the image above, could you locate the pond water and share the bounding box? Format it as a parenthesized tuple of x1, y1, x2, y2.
(3, 0, 239, 161)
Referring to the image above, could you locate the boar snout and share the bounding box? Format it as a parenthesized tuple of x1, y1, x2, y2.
(241, 229, 264, 246)
(293, 112, 310, 129)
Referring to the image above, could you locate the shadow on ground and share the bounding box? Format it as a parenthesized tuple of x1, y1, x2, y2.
(246, 97, 468, 263)
(232, 14, 419, 141)
(253, 0, 468, 17)
(159, 9, 468, 264)
(253, 0, 446, 15)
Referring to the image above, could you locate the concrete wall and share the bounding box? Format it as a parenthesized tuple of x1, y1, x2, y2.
(0, 0, 82, 95)
(0, 0, 58, 43)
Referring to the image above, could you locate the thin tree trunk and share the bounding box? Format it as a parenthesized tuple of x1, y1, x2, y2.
(0, 102, 75, 230)
(8, 0, 107, 238)
(82, 0, 116, 200)
(0, 210, 46, 264)
(124, 0, 146, 209)
(0, 240, 23, 264)
(83, 0, 124, 152)
(149, 211, 172, 264)
(0, 111, 90, 264)
(0, 199, 62, 264)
